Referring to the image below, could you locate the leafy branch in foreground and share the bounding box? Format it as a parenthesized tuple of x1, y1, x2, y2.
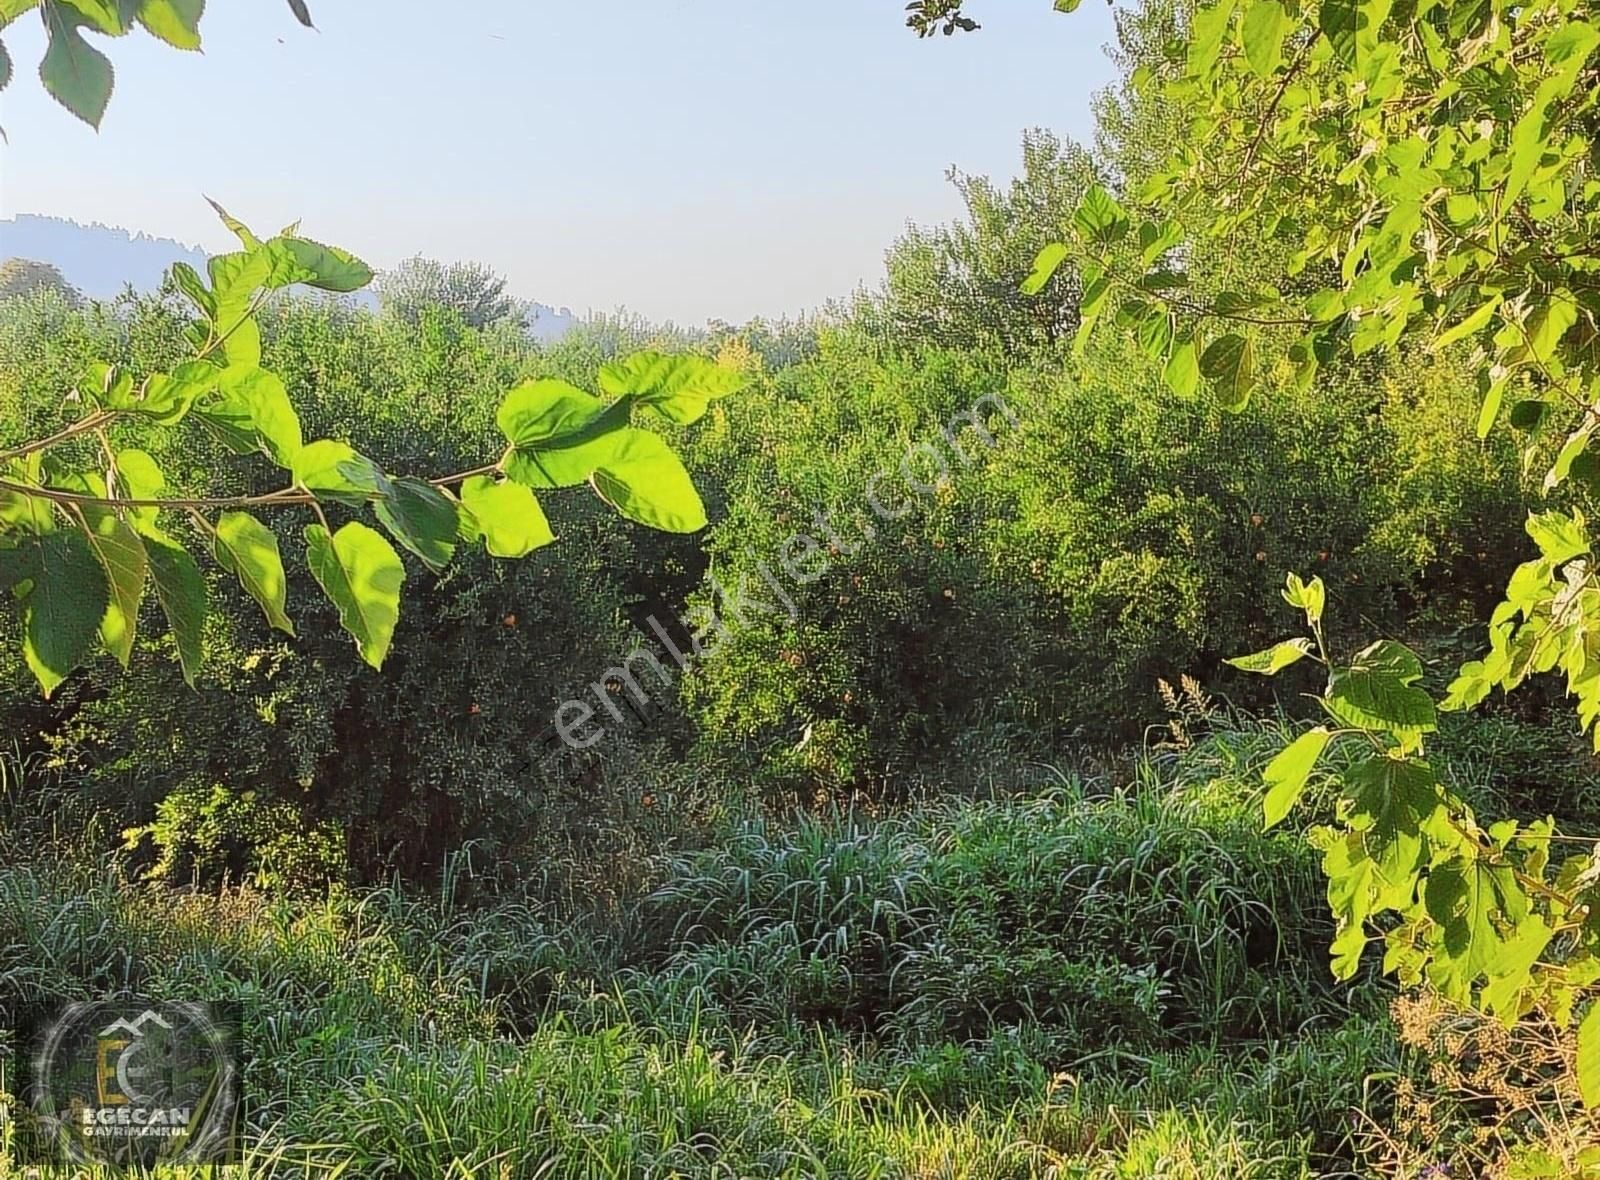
(1231, 569, 1600, 1099)
(1014, 0, 1600, 1089)
(0, 0, 317, 130)
(0, 202, 745, 695)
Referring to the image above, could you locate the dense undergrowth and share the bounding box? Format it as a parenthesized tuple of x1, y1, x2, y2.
(9, 701, 1594, 1176)
(2, 726, 1419, 1178)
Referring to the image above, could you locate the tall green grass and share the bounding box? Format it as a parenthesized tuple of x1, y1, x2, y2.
(0, 745, 1408, 1178)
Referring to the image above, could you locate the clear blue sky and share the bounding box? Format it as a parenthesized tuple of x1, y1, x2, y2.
(0, 1, 1118, 324)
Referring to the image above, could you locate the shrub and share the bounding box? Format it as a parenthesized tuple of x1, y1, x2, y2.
(375, 256, 518, 330)
(678, 319, 1527, 793)
(0, 291, 714, 884)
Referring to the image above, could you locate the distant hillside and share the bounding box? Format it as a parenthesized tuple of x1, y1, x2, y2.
(0, 214, 575, 341)
(0, 214, 208, 300)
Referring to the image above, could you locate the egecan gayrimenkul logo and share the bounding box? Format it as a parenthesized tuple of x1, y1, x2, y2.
(21, 999, 241, 1167)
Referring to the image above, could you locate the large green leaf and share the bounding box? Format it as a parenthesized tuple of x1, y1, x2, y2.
(207, 249, 271, 310)
(212, 510, 293, 635)
(115, 447, 164, 528)
(1021, 242, 1069, 296)
(502, 398, 634, 489)
(1163, 335, 1201, 398)
(199, 365, 303, 467)
(39, 5, 113, 127)
(1326, 641, 1437, 740)
(1226, 637, 1314, 675)
(82, 513, 146, 667)
(1479, 914, 1553, 1020)
(1343, 756, 1447, 908)
(137, 360, 222, 425)
(205, 251, 270, 366)
(19, 530, 108, 697)
(273, 237, 373, 292)
(1424, 859, 1527, 1001)
(1262, 726, 1331, 828)
(1525, 509, 1588, 564)
(373, 477, 457, 572)
(1241, 0, 1288, 76)
(142, 527, 207, 686)
(597, 352, 745, 426)
(496, 379, 608, 447)
(1189, 0, 1238, 74)
(293, 439, 385, 503)
(589, 430, 707, 533)
(1200, 333, 1256, 411)
(304, 521, 404, 669)
(458, 475, 554, 558)
(1073, 185, 1129, 244)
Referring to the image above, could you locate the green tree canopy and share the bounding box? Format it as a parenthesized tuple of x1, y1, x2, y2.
(0, 258, 81, 305)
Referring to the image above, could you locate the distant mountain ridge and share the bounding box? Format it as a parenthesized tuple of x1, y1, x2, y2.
(0, 214, 576, 341)
(0, 214, 208, 300)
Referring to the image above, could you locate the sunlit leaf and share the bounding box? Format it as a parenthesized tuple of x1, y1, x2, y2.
(304, 521, 404, 670)
(81, 513, 146, 667)
(1526, 509, 1589, 564)
(1322, 643, 1435, 747)
(1241, 0, 1288, 77)
(292, 439, 384, 503)
(135, 0, 203, 49)
(1073, 185, 1129, 244)
(265, 236, 374, 293)
(497, 379, 608, 447)
(199, 365, 302, 467)
(212, 510, 293, 635)
(458, 475, 553, 559)
(1226, 637, 1315, 675)
(1163, 334, 1201, 398)
(1021, 242, 1070, 296)
(588, 430, 707, 533)
(1263, 727, 1331, 828)
(598, 351, 746, 426)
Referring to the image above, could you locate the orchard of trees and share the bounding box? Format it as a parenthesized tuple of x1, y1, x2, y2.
(3, 0, 1600, 1174)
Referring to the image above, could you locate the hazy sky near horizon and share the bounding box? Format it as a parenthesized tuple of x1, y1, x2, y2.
(0, 1, 1118, 324)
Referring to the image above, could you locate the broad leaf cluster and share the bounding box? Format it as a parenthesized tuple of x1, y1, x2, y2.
(0, 0, 315, 129)
(1231, 574, 1600, 1085)
(0, 204, 742, 694)
(1018, 0, 1600, 1084)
